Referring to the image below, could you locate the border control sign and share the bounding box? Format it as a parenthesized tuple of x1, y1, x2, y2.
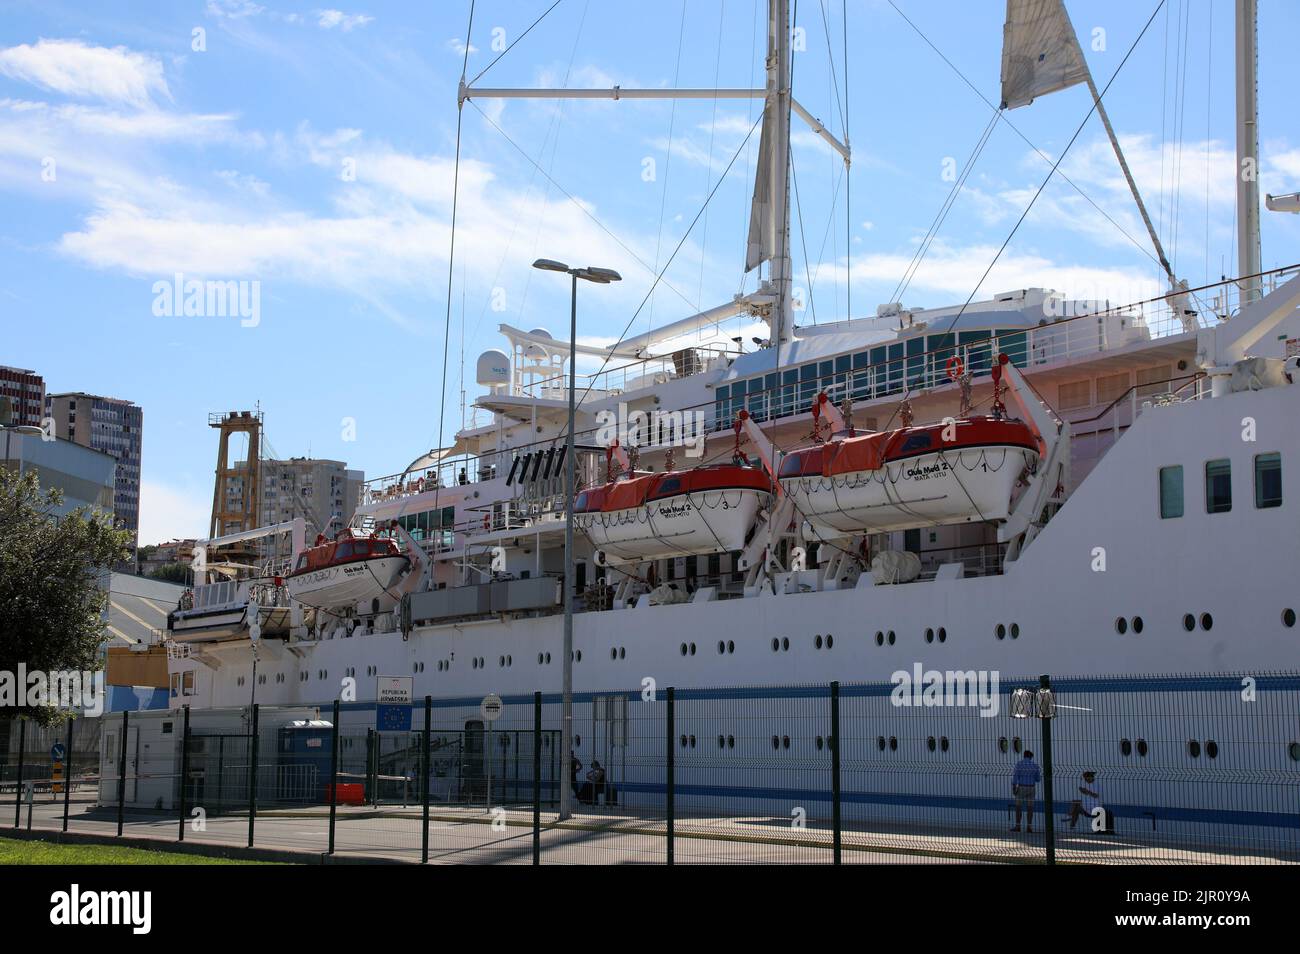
(376, 676, 413, 732)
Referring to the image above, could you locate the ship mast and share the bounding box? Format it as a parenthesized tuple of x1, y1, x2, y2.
(1235, 0, 1262, 305)
(461, 0, 842, 352)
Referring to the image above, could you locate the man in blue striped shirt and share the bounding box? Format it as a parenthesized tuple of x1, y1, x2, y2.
(1010, 751, 1041, 833)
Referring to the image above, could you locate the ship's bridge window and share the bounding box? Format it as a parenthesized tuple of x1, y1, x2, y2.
(1254, 452, 1282, 509)
(335, 541, 354, 559)
(1205, 459, 1232, 514)
(1159, 465, 1184, 519)
(900, 432, 932, 453)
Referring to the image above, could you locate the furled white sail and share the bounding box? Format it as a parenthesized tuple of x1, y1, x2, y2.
(1000, 0, 1088, 110)
(745, 103, 778, 272)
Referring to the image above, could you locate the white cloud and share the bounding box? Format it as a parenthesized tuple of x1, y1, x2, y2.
(0, 39, 169, 108)
(447, 38, 478, 56)
(315, 9, 374, 32)
(205, 0, 266, 18)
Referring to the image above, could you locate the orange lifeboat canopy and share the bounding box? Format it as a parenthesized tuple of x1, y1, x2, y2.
(574, 464, 772, 513)
(779, 416, 1038, 480)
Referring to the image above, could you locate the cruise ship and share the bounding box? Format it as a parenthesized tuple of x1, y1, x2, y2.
(163, 0, 1300, 844)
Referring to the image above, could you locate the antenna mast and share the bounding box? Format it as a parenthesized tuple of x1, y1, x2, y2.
(1235, 0, 1262, 305)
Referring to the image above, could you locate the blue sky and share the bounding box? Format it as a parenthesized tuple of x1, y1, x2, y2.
(1, 0, 1297, 543)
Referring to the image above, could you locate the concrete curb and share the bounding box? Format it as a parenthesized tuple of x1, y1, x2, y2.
(2, 828, 402, 865)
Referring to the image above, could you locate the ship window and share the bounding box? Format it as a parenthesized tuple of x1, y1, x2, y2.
(1205, 459, 1232, 513)
(1159, 466, 1184, 518)
(1057, 380, 1092, 411)
(335, 541, 354, 559)
(1255, 453, 1282, 509)
(655, 478, 682, 497)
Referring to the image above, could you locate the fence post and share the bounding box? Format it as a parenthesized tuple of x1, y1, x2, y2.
(532, 691, 542, 864)
(421, 695, 431, 865)
(61, 716, 73, 832)
(116, 710, 127, 837)
(328, 699, 339, 855)
(247, 703, 259, 848)
(831, 680, 842, 865)
(1040, 674, 1055, 866)
(12, 718, 24, 829)
(178, 705, 190, 842)
(666, 686, 675, 866)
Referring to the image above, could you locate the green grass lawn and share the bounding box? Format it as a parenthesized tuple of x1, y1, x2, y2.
(0, 836, 285, 865)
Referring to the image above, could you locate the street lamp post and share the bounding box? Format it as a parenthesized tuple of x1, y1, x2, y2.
(532, 258, 621, 821)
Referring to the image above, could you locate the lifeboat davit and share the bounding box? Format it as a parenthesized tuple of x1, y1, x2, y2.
(574, 464, 774, 563)
(780, 416, 1039, 539)
(285, 529, 410, 610)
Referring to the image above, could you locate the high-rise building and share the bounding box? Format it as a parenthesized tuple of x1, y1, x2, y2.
(226, 457, 363, 537)
(46, 392, 143, 553)
(0, 366, 46, 428)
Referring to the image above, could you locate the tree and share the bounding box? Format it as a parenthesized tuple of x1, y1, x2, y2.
(0, 468, 131, 723)
(148, 562, 192, 585)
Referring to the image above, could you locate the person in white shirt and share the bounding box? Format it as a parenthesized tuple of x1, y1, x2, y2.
(1065, 770, 1102, 829)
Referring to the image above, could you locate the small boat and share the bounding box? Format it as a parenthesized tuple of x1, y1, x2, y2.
(574, 464, 774, 563)
(779, 416, 1039, 539)
(284, 529, 410, 610)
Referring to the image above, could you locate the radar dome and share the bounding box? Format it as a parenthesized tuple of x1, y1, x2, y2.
(476, 350, 510, 387)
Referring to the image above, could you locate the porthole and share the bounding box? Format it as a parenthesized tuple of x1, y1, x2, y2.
(718, 641, 726, 655)
(1115, 617, 1128, 634)
(925, 628, 934, 644)
(727, 735, 735, 749)
(1205, 740, 1218, 759)
(1183, 613, 1196, 632)
(771, 735, 780, 750)
(680, 735, 688, 748)
(998, 737, 1008, 753)
(1010, 623, 1020, 639)
(816, 736, 825, 751)
(1284, 608, 1297, 628)
(1121, 738, 1132, 756)
(545, 652, 551, 664)
(1187, 739, 1201, 758)
(688, 643, 696, 656)
(1136, 738, 1148, 757)
(877, 736, 886, 751)
(782, 736, 790, 750)
(575, 650, 582, 662)
(1200, 613, 1213, 631)
(824, 635, 832, 649)
(996, 623, 1006, 640)
(781, 637, 789, 651)
(940, 737, 949, 752)
(889, 736, 898, 751)
(875, 631, 884, 646)
(814, 634, 823, 649)
(938, 627, 947, 642)
(680, 643, 687, 656)
(771, 638, 779, 653)
(507, 655, 512, 665)
(927, 736, 936, 752)
(717, 735, 725, 749)
(538, 653, 544, 665)
(887, 630, 896, 645)
(1288, 742, 1300, 762)
(727, 640, 735, 653)
(1012, 737, 1022, 753)
(1132, 616, 1144, 634)
(688, 736, 696, 748)
(611, 648, 618, 660)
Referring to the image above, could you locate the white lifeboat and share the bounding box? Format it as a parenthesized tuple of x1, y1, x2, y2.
(284, 529, 410, 610)
(573, 464, 774, 564)
(779, 416, 1039, 539)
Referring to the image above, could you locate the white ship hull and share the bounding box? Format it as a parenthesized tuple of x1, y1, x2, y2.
(786, 445, 1037, 537)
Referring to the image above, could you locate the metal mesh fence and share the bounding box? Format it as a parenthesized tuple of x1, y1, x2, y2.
(4, 671, 1299, 865)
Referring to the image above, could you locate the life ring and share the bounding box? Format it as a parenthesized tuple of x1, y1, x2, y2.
(946, 356, 964, 381)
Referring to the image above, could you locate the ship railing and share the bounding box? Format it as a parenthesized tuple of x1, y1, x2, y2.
(520, 343, 735, 401)
(362, 452, 505, 504)
(704, 270, 1295, 433)
(913, 543, 1005, 581)
(1068, 371, 1206, 466)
